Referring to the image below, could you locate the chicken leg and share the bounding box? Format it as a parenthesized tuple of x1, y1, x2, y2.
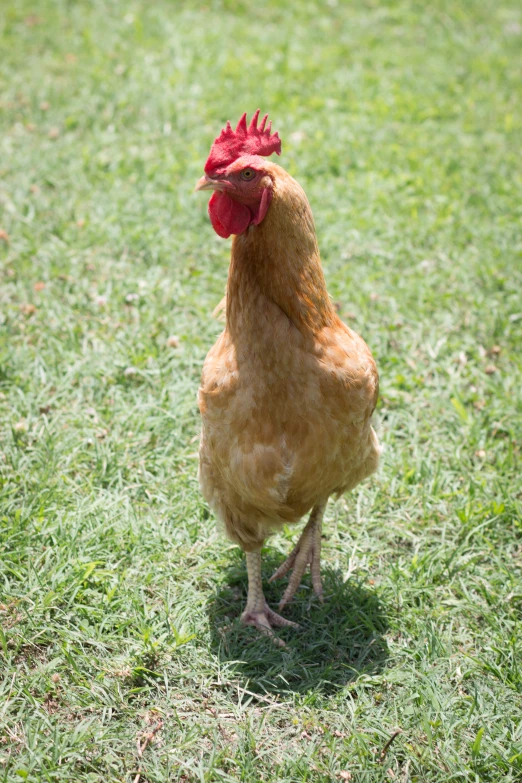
(269, 503, 326, 609)
(241, 551, 299, 645)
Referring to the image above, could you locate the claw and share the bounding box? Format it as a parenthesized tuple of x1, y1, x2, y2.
(268, 541, 299, 583)
(242, 550, 299, 646)
(311, 554, 324, 603)
(241, 602, 299, 646)
(271, 504, 326, 610)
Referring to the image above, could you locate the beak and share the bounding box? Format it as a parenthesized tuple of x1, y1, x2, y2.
(195, 174, 222, 192)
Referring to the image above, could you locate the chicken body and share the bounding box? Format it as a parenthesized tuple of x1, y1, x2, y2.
(198, 163, 381, 639)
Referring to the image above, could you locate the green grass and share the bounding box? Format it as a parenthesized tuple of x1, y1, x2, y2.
(1, 0, 521, 780)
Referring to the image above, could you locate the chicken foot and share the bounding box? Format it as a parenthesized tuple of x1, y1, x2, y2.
(241, 551, 299, 645)
(269, 502, 326, 610)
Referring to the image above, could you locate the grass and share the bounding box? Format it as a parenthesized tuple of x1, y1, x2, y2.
(0, 0, 521, 780)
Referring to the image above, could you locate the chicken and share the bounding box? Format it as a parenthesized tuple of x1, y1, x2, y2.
(195, 111, 381, 643)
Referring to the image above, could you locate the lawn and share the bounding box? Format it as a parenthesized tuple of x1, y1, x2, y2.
(1, 0, 521, 780)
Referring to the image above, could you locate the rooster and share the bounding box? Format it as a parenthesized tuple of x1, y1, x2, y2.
(196, 111, 381, 643)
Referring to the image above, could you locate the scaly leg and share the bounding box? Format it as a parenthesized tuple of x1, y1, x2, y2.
(241, 551, 299, 646)
(269, 503, 326, 610)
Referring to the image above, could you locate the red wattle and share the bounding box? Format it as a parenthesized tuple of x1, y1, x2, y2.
(208, 191, 251, 239)
(251, 187, 272, 225)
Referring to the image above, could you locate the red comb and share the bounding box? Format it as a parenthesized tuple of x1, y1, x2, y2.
(204, 110, 281, 174)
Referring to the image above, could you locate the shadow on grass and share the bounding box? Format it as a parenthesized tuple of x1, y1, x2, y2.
(206, 548, 389, 695)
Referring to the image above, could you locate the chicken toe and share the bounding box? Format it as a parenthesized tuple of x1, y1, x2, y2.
(241, 551, 299, 645)
(241, 603, 298, 646)
(270, 503, 326, 609)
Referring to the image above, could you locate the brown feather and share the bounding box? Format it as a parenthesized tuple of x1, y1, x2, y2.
(198, 163, 381, 551)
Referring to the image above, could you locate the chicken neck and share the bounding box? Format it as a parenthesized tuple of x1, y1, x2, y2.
(226, 169, 337, 340)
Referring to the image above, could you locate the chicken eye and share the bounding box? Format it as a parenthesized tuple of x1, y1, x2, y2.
(240, 168, 255, 181)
